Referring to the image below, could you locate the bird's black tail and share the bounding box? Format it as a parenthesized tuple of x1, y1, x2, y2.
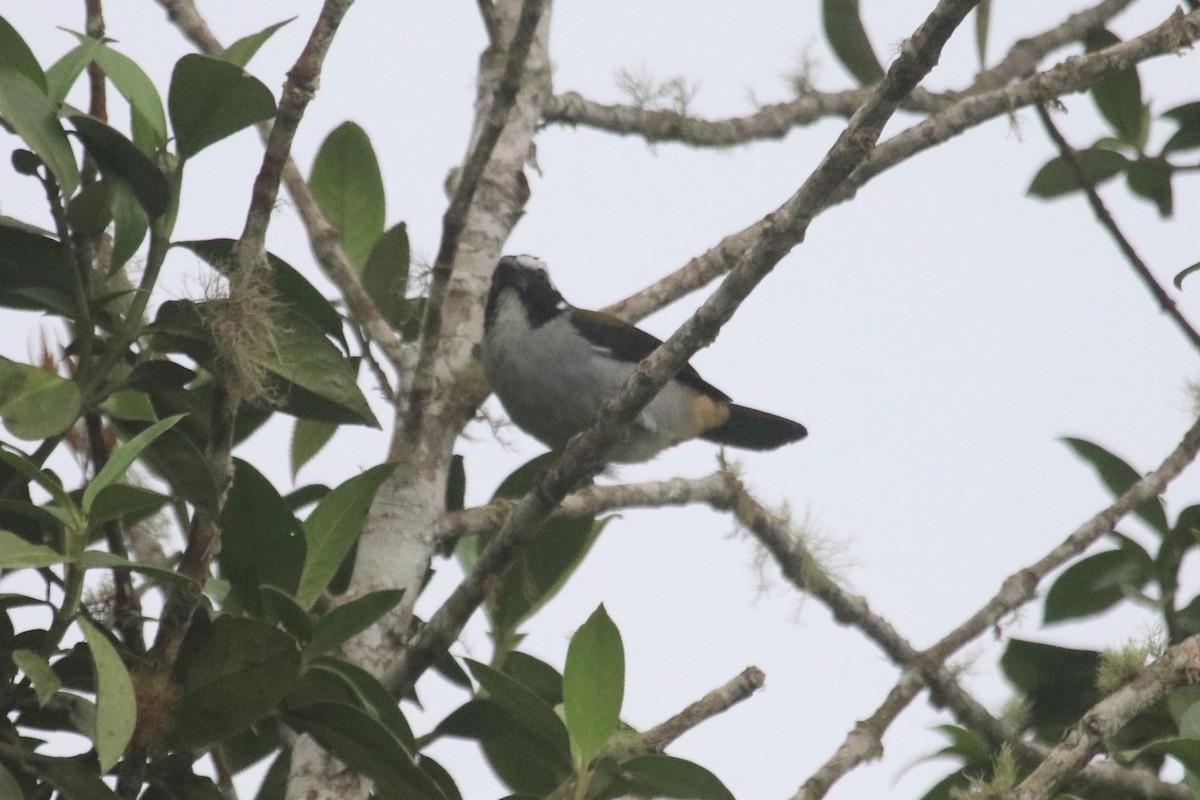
(701, 404, 807, 451)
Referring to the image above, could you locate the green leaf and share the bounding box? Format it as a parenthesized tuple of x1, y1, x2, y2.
(169, 54, 276, 159)
(306, 657, 416, 751)
(310, 121, 386, 270)
(219, 459, 307, 616)
(0, 762, 22, 800)
(435, 699, 572, 795)
(466, 659, 571, 759)
(1043, 545, 1152, 623)
(12, 647, 62, 705)
(502, 651, 564, 707)
(1125, 156, 1173, 218)
(255, 748, 292, 800)
(0, 67, 79, 196)
(0, 14, 47, 92)
(619, 755, 735, 800)
(78, 617, 137, 772)
(0, 448, 76, 514)
(282, 701, 447, 800)
(1027, 148, 1128, 198)
(259, 585, 314, 642)
(296, 462, 396, 608)
(1119, 737, 1200, 775)
(108, 177, 149, 270)
(1163, 102, 1200, 155)
(362, 222, 411, 327)
(0, 355, 81, 440)
(129, 423, 221, 514)
(45, 38, 103, 106)
(292, 419, 338, 479)
(82, 414, 183, 515)
(0, 221, 75, 314)
(222, 18, 296, 69)
(1061, 437, 1169, 535)
(259, 311, 376, 426)
(87, 483, 171, 529)
(1084, 29, 1145, 148)
(169, 616, 302, 749)
(78, 550, 192, 587)
(85, 41, 169, 153)
(305, 589, 404, 658)
(69, 115, 170, 217)
(418, 755, 462, 800)
(29, 754, 120, 799)
(1173, 261, 1200, 291)
(563, 604, 624, 765)
(1000, 639, 1100, 741)
(973, 0, 991, 69)
(822, 0, 883, 85)
(67, 181, 113, 237)
(0, 530, 63, 568)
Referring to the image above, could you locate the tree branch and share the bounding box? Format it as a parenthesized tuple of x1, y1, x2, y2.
(234, 0, 354, 274)
(400, 0, 547, 445)
(433, 471, 730, 544)
(1003, 635, 1200, 800)
(1035, 103, 1200, 354)
(476, 0, 499, 44)
(605, 6, 1200, 324)
(386, 0, 985, 697)
(541, 0, 1134, 149)
(639, 666, 766, 752)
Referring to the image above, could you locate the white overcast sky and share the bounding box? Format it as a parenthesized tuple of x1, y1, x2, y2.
(2, 2, 1199, 799)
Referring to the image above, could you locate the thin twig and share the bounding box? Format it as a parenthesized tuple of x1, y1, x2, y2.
(400, 0, 546, 445)
(640, 666, 765, 751)
(386, 0, 986, 697)
(1035, 103, 1200, 353)
(353, 324, 396, 402)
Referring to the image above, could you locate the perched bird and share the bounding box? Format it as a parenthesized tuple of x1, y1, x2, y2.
(481, 255, 806, 463)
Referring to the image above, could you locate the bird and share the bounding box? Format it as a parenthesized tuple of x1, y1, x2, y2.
(481, 254, 806, 463)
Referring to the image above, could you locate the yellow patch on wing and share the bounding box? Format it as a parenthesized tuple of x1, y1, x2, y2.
(688, 392, 731, 437)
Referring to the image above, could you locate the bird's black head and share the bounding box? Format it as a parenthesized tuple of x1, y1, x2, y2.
(485, 255, 567, 329)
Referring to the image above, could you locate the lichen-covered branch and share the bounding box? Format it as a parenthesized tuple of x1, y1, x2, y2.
(542, 0, 1134, 149)
(639, 666, 766, 751)
(432, 471, 730, 543)
(1004, 635, 1200, 800)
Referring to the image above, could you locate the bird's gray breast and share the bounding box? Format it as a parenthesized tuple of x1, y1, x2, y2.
(481, 296, 693, 461)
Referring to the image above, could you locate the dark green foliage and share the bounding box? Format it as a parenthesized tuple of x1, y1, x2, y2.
(822, 0, 883, 85)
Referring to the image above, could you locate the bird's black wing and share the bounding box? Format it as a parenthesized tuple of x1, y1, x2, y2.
(570, 309, 730, 401)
